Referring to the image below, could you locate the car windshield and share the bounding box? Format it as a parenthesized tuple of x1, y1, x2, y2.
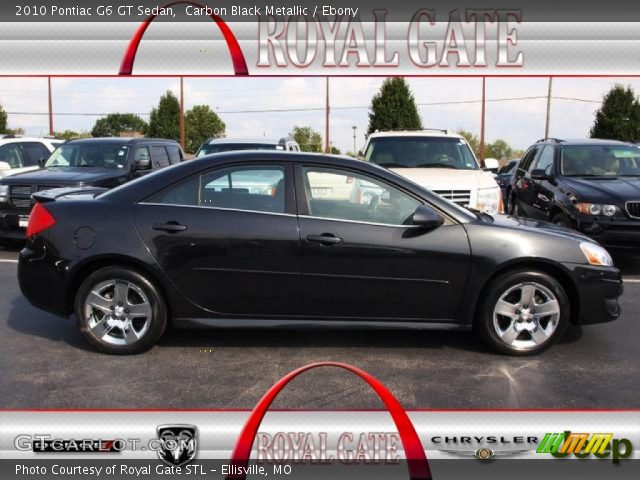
(364, 136, 479, 170)
(45, 143, 130, 169)
(561, 145, 640, 177)
(196, 143, 283, 157)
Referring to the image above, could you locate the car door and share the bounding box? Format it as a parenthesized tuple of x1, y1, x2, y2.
(527, 145, 556, 219)
(296, 164, 471, 321)
(513, 146, 540, 216)
(134, 162, 301, 316)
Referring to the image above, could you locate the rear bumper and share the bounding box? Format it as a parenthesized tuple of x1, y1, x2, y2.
(563, 263, 623, 325)
(18, 240, 71, 316)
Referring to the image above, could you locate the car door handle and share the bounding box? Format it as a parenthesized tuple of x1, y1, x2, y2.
(152, 222, 187, 233)
(306, 234, 343, 245)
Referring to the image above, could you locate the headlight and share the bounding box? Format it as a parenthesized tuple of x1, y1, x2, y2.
(0, 185, 7, 203)
(575, 202, 617, 217)
(580, 242, 613, 266)
(475, 187, 503, 214)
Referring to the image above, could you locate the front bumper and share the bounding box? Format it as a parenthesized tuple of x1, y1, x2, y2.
(573, 215, 640, 248)
(563, 263, 623, 325)
(0, 211, 26, 239)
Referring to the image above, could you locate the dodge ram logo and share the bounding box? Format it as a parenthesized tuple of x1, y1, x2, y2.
(157, 425, 198, 467)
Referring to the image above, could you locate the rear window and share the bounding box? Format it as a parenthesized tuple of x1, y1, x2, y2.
(365, 136, 479, 170)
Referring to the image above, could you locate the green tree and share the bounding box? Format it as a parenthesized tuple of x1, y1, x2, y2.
(290, 126, 323, 152)
(367, 78, 422, 135)
(91, 114, 148, 137)
(55, 130, 91, 140)
(147, 91, 180, 141)
(0, 103, 7, 133)
(185, 105, 225, 154)
(457, 129, 480, 157)
(330, 145, 341, 155)
(345, 150, 355, 157)
(590, 84, 640, 141)
(485, 139, 514, 160)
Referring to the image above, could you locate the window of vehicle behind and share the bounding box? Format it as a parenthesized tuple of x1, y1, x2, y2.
(196, 143, 280, 158)
(147, 165, 286, 214)
(0, 143, 25, 169)
(364, 136, 479, 170)
(302, 166, 421, 226)
(166, 145, 183, 164)
(45, 143, 130, 169)
(560, 145, 640, 177)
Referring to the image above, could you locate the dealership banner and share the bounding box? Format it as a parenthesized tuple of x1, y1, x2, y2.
(1, 410, 639, 479)
(3, 1, 640, 75)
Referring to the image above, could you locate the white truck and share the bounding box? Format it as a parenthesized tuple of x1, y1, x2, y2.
(362, 129, 503, 214)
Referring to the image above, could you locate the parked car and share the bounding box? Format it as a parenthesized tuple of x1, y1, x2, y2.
(508, 138, 640, 248)
(496, 158, 519, 204)
(0, 137, 183, 244)
(195, 137, 300, 157)
(19, 151, 621, 356)
(363, 129, 503, 214)
(0, 135, 63, 178)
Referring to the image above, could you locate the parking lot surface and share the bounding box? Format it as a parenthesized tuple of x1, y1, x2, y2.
(1, 247, 638, 410)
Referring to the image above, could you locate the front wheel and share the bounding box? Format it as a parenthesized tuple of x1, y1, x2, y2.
(477, 270, 570, 355)
(75, 267, 167, 354)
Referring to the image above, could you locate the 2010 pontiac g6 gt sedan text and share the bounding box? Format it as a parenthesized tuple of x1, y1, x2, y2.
(18, 152, 623, 355)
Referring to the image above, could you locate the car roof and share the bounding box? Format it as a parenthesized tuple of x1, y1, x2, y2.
(65, 137, 178, 145)
(204, 137, 292, 145)
(366, 129, 462, 139)
(0, 136, 60, 143)
(537, 138, 635, 146)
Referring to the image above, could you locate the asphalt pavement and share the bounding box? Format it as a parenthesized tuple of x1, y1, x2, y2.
(0, 246, 638, 410)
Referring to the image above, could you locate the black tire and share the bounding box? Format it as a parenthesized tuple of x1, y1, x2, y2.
(551, 212, 573, 229)
(510, 196, 521, 216)
(75, 266, 167, 355)
(477, 270, 570, 356)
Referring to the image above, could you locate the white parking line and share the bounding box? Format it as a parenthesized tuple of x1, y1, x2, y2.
(0, 259, 18, 263)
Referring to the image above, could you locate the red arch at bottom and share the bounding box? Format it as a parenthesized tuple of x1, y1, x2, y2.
(227, 362, 432, 480)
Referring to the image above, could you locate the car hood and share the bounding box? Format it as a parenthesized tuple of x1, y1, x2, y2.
(389, 167, 498, 190)
(0, 167, 126, 185)
(488, 213, 593, 243)
(561, 176, 640, 202)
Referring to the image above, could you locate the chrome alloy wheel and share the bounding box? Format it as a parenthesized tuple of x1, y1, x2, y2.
(492, 282, 560, 351)
(84, 279, 152, 346)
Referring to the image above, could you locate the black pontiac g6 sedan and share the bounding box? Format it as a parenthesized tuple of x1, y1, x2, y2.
(18, 152, 622, 355)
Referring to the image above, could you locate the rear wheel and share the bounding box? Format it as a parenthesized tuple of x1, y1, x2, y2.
(477, 270, 569, 355)
(75, 267, 167, 354)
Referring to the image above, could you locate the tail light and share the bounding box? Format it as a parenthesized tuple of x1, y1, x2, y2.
(26, 203, 56, 238)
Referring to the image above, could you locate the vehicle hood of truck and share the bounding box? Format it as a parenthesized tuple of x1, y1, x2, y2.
(389, 167, 498, 190)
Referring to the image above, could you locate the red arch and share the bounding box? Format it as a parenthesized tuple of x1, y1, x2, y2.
(227, 362, 432, 480)
(119, 1, 248, 75)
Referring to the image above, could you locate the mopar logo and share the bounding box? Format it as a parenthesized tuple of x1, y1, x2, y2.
(537, 431, 633, 463)
(157, 425, 198, 467)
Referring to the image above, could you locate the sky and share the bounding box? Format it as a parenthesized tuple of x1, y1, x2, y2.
(0, 76, 638, 154)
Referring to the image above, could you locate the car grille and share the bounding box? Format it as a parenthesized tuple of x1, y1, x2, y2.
(8, 185, 62, 212)
(626, 201, 640, 218)
(433, 189, 471, 207)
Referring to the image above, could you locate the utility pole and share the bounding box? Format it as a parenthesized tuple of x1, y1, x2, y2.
(47, 77, 54, 136)
(545, 76, 553, 138)
(179, 77, 185, 150)
(325, 77, 330, 153)
(479, 77, 486, 163)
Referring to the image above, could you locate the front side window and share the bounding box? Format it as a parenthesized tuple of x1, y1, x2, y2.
(535, 145, 555, 174)
(365, 136, 479, 170)
(561, 145, 640, 177)
(519, 146, 539, 174)
(148, 165, 286, 214)
(21, 142, 51, 166)
(303, 167, 420, 225)
(45, 143, 129, 169)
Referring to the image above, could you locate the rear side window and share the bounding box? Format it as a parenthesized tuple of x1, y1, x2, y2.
(147, 165, 286, 214)
(21, 142, 51, 166)
(166, 145, 182, 164)
(150, 146, 170, 168)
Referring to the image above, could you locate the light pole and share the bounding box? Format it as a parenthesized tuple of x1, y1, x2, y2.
(352, 125, 357, 156)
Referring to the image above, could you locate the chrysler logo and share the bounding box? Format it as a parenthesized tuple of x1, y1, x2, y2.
(157, 424, 198, 467)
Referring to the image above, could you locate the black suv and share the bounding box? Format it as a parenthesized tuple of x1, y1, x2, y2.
(509, 138, 640, 247)
(0, 137, 183, 243)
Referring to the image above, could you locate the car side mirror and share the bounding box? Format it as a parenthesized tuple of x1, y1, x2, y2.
(38, 157, 47, 168)
(135, 158, 151, 170)
(531, 169, 550, 181)
(482, 158, 500, 173)
(412, 205, 444, 229)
